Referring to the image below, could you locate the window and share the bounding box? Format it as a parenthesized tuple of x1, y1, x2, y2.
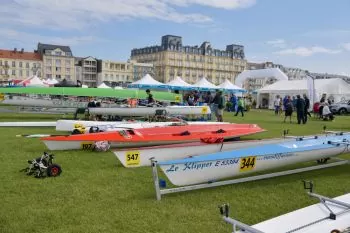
(55, 51, 62, 56)
(66, 68, 71, 73)
(0, 61, 2, 66)
(12, 70, 16, 75)
(19, 62, 22, 67)
(46, 74, 51, 79)
(46, 58, 52, 63)
(26, 70, 29, 76)
(33, 63, 36, 68)
(46, 67, 51, 72)
(65, 75, 70, 80)
(5, 61, 8, 66)
(56, 75, 61, 79)
(12, 61, 16, 67)
(56, 67, 61, 72)
(26, 63, 29, 68)
(66, 60, 71, 66)
(56, 60, 61, 66)
(19, 70, 23, 76)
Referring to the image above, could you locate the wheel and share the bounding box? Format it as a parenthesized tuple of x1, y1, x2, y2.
(338, 108, 347, 115)
(47, 164, 62, 177)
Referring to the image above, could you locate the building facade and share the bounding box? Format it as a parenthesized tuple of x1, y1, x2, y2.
(75, 56, 99, 87)
(98, 60, 133, 86)
(37, 43, 75, 82)
(130, 35, 246, 84)
(0, 48, 42, 84)
(129, 60, 154, 81)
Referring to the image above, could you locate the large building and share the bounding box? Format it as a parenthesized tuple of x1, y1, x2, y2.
(36, 43, 75, 82)
(75, 56, 99, 87)
(129, 60, 154, 82)
(130, 35, 246, 84)
(0, 48, 42, 84)
(98, 60, 133, 86)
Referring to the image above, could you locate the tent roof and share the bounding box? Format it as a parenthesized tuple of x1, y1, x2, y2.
(235, 68, 289, 87)
(98, 83, 111, 89)
(19, 75, 47, 87)
(258, 78, 350, 94)
(130, 74, 166, 86)
(192, 77, 218, 90)
(167, 76, 192, 87)
(218, 79, 246, 92)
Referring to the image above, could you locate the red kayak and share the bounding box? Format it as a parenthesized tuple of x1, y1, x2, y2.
(41, 123, 265, 150)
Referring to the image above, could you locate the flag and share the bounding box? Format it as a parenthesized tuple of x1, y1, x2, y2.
(306, 75, 315, 105)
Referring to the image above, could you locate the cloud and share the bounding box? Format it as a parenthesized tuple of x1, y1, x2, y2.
(266, 39, 287, 48)
(275, 46, 342, 57)
(342, 43, 350, 51)
(302, 29, 350, 38)
(0, 28, 105, 48)
(0, 0, 256, 30)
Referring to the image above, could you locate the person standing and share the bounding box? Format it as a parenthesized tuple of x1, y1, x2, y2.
(146, 89, 155, 105)
(274, 95, 281, 115)
(216, 91, 225, 122)
(303, 94, 311, 123)
(211, 90, 220, 121)
(235, 97, 245, 117)
(283, 96, 293, 123)
(296, 95, 305, 124)
(230, 94, 237, 112)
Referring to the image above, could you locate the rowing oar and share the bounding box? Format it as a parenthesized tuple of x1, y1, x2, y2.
(16, 134, 69, 138)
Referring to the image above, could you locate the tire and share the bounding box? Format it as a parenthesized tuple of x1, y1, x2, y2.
(47, 164, 62, 177)
(338, 108, 347, 115)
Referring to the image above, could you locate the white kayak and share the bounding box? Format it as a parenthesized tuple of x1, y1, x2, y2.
(55, 119, 228, 131)
(235, 193, 350, 233)
(113, 137, 297, 168)
(158, 134, 350, 186)
(88, 105, 211, 116)
(0, 122, 57, 127)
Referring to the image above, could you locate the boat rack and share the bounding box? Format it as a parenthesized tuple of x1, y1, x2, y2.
(150, 158, 349, 201)
(218, 180, 350, 233)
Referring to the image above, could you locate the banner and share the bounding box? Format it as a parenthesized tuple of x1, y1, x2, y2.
(306, 75, 315, 106)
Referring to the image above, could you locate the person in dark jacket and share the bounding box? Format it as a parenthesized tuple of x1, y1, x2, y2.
(303, 94, 311, 123)
(296, 95, 305, 124)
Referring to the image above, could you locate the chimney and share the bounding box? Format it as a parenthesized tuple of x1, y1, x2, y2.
(14, 48, 17, 53)
(21, 48, 24, 53)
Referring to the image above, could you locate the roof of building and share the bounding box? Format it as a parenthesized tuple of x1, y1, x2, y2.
(37, 43, 72, 55)
(0, 49, 42, 61)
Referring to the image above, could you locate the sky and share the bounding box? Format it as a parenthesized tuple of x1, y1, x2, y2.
(1, 0, 350, 75)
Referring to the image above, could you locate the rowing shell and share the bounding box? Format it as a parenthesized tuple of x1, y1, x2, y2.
(158, 134, 350, 186)
(55, 120, 229, 131)
(113, 137, 296, 168)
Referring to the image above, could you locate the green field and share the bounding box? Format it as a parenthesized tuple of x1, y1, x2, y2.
(0, 110, 349, 233)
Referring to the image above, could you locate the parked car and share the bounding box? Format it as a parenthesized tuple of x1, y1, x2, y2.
(329, 100, 350, 114)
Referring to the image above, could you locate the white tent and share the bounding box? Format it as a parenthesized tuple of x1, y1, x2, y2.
(257, 78, 350, 109)
(45, 78, 59, 85)
(114, 86, 123, 89)
(218, 79, 246, 93)
(235, 68, 289, 87)
(192, 77, 218, 90)
(82, 84, 89, 88)
(98, 83, 111, 89)
(19, 75, 48, 87)
(166, 76, 193, 90)
(129, 74, 168, 88)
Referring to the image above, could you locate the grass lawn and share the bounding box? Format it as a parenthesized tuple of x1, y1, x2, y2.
(0, 109, 349, 233)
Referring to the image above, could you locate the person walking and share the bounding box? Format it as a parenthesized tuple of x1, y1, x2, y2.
(216, 91, 225, 122)
(274, 95, 281, 115)
(235, 97, 245, 117)
(303, 94, 311, 123)
(211, 90, 220, 121)
(296, 95, 305, 124)
(283, 96, 293, 123)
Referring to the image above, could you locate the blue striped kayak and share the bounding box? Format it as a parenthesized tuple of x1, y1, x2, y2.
(158, 134, 350, 186)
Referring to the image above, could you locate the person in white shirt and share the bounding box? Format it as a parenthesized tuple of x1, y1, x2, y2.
(274, 95, 281, 115)
(322, 103, 334, 121)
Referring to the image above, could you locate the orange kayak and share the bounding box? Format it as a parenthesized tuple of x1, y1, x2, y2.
(41, 123, 265, 150)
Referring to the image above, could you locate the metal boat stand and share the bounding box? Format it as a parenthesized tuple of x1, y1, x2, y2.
(150, 158, 349, 201)
(218, 180, 350, 233)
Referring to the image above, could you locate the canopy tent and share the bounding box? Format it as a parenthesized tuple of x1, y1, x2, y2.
(218, 79, 247, 93)
(192, 77, 218, 91)
(114, 86, 123, 90)
(128, 74, 168, 89)
(81, 84, 89, 88)
(44, 78, 59, 85)
(97, 83, 111, 89)
(18, 75, 48, 87)
(235, 68, 289, 87)
(257, 78, 350, 109)
(166, 76, 194, 91)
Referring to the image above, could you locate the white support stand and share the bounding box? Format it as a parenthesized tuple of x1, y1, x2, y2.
(151, 158, 349, 201)
(219, 180, 350, 233)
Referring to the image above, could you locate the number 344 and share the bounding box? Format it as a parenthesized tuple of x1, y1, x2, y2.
(239, 156, 256, 171)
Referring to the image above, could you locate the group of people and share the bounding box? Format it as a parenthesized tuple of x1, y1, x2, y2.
(274, 94, 311, 124)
